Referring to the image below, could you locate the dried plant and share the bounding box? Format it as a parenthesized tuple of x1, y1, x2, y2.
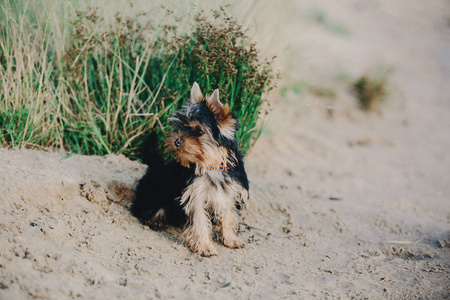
(0, 2, 277, 159)
(352, 70, 389, 112)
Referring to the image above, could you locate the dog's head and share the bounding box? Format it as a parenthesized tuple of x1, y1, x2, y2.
(165, 83, 240, 169)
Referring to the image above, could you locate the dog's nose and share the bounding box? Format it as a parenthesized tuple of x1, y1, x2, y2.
(174, 138, 183, 148)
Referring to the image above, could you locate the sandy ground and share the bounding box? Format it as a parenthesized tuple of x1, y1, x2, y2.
(1, 0, 450, 299)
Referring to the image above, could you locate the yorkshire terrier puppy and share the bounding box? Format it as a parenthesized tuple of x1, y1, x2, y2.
(131, 82, 249, 257)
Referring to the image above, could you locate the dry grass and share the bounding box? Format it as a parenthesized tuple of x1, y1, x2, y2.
(0, 0, 277, 159)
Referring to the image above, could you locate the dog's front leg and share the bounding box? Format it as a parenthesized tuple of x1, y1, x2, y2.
(220, 205, 244, 249)
(181, 184, 218, 257)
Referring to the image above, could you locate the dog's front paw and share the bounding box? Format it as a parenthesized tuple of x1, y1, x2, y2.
(223, 237, 244, 249)
(144, 219, 164, 231)
(193, 242, 219, 257)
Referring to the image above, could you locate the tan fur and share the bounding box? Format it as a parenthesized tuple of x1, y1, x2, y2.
(206, 95, 237, 139)
(166, 125, 229, 174)
(207, 89, 222, 113)
(218, 115, 237, 140)
(180, 170, 245, 256)
(165, 134, 203, 168)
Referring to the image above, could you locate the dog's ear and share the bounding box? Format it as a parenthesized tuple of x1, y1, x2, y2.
(207, 89, 235, 130)
(207, 89, 223, 113)
(189, 82, 204, 104)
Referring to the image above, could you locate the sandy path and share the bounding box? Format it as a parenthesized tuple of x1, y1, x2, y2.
(1, 0, 449, 299)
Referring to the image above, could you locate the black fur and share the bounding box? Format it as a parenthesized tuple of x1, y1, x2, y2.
(171, 101, 222, 140)
(131, 134, 192, 227)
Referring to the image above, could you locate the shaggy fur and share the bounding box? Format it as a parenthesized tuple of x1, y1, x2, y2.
(131, 83, 249, 257)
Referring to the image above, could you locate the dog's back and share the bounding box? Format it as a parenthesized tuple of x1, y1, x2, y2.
(131, 134, 191, 228)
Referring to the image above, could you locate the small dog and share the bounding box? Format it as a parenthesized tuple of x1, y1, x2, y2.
(131, 83, 249, 257)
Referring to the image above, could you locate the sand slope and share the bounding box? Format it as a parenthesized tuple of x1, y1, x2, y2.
(1, 0, 450, 299)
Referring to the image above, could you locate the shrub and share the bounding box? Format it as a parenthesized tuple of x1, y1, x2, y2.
(0, 2, 277, 159)
(352, 70, 389, 112)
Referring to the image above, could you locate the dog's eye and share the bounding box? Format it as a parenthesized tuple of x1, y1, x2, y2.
(194, 128, 204, 136)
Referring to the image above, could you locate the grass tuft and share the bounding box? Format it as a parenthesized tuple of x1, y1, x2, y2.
(352, 69, 389, 112)
(0, 1, 277, 159)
